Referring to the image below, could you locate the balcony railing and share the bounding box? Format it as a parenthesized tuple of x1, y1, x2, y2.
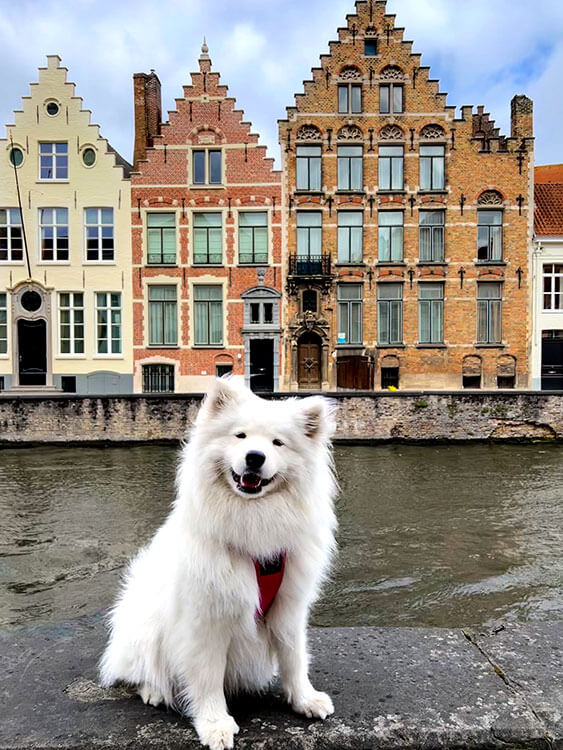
(288, 254, 331, 276)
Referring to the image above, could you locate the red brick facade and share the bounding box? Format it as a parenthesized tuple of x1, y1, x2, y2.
(132, 44, 282, 393)
(279, 0, 534, 391)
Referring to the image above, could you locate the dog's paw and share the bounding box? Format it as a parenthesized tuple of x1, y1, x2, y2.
(195, 715, 239, 750)
(138, 684, 164, 707)
(292, 689, 334, 720)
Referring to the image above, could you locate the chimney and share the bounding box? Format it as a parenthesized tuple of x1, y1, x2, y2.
(133, 70, 162, 170)
(511, 95, 533, 141)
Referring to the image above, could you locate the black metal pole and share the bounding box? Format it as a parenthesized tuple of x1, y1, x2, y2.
(9, 134, 32, 279)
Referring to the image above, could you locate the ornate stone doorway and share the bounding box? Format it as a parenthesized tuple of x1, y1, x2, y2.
(18, 319, 47, 386)
(297, 331, 322, 389)
(10, 281, 55, 390)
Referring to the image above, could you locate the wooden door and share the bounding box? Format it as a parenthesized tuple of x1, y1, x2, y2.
(298, 332, 321, 389)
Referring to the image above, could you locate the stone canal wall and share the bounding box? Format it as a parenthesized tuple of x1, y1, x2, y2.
(1, 391, 563, 444)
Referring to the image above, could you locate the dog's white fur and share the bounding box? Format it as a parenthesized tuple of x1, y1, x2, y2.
(99, 378, 338, 750)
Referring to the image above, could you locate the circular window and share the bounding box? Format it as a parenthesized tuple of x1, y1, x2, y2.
(21, 291, 42, 313)
(45, 101, 60, 116)
(82, 147, 96, 167)
(9, 147, 24, 167)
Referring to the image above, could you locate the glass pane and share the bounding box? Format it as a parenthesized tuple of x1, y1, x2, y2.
(419, 226, 431, 261)
(338, 284, 362, 300)
(420, 158, 431, 190)
(196, 213, 222, 227)
(209, 151, 222, 183)
(338, 302, 349, 342)
(338, 157, 350, 190)
(338, 227, 349, 262)
(240, 211, 266, 227)
(351, 85, 362, 113)
(338, 85, 348, 113)
(149, 302, 162, 344)
(419, 300, 430, 343)
(297, 211, 322, 227)
(379, 158, 390, 190)
(420, 210, 444, 226)
(380, 85, 390, 114)
(393, 85, 403, 113)
(490, 226, 502, 260)
(379, 211, 402, 226)
(478, 283, 501, 299)
(378, 227, 389, 261)
(164, 302, 177, 345)
(296, 158, 308, 190)
(350, 227, 363, 263)
(250, 303, 260, 323)
(433, 227, 444, 260)
(390, 300, 402, 342)
(391, 156, 403, 190)
(193, 151, 205, 183)
(194, 301, 207, 344)
(419, 283, 443, 300)
(391, 226, 403, 261)
(209, 301, 223, 344)
(490, 300, 502, 343)
(310, 227, 322, 255)
(420, 145, 444, 156)
(310, 157, 321, 191)
(433, 299, 443, 342)
(350, 156, 362, 190)
(263, 303, 273, 323)
(350, 301, 361, 343)
(378, 283, 401, 300)
(432, 156, 445, 189)
(378, 301, 389, 344)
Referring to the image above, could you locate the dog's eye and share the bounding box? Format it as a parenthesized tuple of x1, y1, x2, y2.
(273, 438, 284, 447)
(235, 432, 246, 439)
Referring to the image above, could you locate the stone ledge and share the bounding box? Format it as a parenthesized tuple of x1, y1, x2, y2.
(0, 617, 561, 749)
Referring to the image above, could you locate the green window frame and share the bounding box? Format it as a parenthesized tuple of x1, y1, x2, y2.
(239, 212, 268, 264)
(96, 292, 122, 354)
(193, 213, 222, 265)
(147, 213, 176, 265)
(194, 285, 223, 346)
(148, 286, 177, 346)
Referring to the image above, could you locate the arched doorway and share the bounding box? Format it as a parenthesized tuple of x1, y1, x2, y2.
(18, 318, 47, 386)
(297, 331, 322, 389)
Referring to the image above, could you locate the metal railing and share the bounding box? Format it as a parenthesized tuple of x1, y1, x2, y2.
(288, 254, 331, 276)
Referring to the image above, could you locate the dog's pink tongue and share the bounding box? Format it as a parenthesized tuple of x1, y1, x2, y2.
(241, 473, 261, 488)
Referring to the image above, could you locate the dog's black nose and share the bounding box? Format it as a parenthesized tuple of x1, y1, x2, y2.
(245, 450, 266, 470)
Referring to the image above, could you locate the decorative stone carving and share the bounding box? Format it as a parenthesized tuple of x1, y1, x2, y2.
(380, 65, 404, 80)
(379, 124, 404, 141)
(337, 125, 363, 141)
(420, 124, 445, 140)
(296, 124, 322, 141)
(478, 190, 503, 206)
(339, 66, 362, 80)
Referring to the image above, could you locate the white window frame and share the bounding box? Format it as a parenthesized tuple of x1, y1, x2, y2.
(0, 209, 24, 263)
(58, 292, 85, 356)
(85, 208, 115, 263)
(542, 264, 563, 311)
(39, 142, 68, 181)
(39, 208, 69, 263)
(0, 293, 7, 355)
(95, 292, 122, 356)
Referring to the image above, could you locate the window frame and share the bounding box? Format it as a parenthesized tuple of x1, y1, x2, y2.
(419, 144, 446, 191)
(337, 284, 363, 345)
(296, 211, 322, 258)
(337, 211, 363, 264)
(95, 292, 122, 356)
(379, 84, 403, 114)
(477, 282, 502, 345)
(418, 283, 444, 344)
(296, 145, 322, 191)
(146, 212, 177, 266)
(377, 283, 403, 345)
(142, 363, 175, 393)
(39, 141, 68, 180)
(378, 211, 404, 262)
(193, 212, 223, 266)
(238, 211, 268, 265)
(0, 208, 24, 263)
(193, 285, 223, 347)
(85, 208, 115, 263)
(477, 209, 503, 263)
(0, 293, 7, 354)
(419, 210, 445, 262)
(543, 263, 563, 311)
(192, 148, 222, 186)
(378, 145, 404, 191)
(58, 291, 85, 355)
(39, 208, 69, 263)
(337, 145, 363, 191)
(338, 83, 362, 114)
(148, 285, 178, 347)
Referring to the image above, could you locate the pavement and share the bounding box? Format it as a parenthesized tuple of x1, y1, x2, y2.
(0, 616, 561, 749)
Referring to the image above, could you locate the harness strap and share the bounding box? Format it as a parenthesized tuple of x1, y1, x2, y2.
(254, 552, 286, 619)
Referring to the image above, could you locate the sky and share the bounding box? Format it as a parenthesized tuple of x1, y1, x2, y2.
(0, 0, 562, 168)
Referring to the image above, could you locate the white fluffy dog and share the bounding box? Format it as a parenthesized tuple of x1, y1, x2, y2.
(99, 378, 338, 750)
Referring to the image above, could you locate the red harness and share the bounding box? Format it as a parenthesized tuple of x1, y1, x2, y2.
(254, 552, 286, 619)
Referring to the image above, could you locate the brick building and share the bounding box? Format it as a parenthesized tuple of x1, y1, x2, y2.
(132, 42, 282, 393)
(532, 166, 563, 390)
(279, 0, 534, 391)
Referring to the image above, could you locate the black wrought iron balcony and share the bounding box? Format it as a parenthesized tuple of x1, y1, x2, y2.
(288, 254, 331, 277)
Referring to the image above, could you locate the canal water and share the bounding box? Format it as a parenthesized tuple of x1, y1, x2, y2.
(0, 443, 562, 630)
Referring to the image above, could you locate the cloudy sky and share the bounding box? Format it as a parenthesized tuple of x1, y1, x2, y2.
(0, 0, 561, 167)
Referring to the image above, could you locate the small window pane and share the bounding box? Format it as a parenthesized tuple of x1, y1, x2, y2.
(193, 151, 205, 183)
(209, 151, 222, 183)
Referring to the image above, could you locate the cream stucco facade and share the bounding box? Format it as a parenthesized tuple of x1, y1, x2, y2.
(0, 55, 132, 393)
(531, 236, 563, 390)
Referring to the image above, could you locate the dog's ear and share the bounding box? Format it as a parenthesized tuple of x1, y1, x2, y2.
(199, 377, 246, 420)
(295, 396, 337, 441)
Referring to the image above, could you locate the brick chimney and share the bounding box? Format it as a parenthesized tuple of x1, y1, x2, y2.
(133, 70, 162, 170)
(511, 95, 533, 141)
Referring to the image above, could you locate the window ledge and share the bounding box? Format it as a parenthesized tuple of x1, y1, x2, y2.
(377, 190, 406, 195)
(83, 261, 116, 266)
(238, 263, 269, 267)
(335, 263, 366, 268)
(189, 184, 224, 190)
(191, 345, 225, 349)
(417, 190, 448, 196)
(335, 190, 366, 196)
(0, 261, 25, 265)
(192, 264, 224, 268)
(335, 344, 365, 349)
(376, 261, 406, 267)
(92, 355, 125, 360)
(474, 343, 506, 349)
(147, 345, 180, 349)
(294, 190, 324, 196)
(416, 344, 447, 349)
(475, 261, 506, 266)
(417, 261, 447, 266)
(146, 264, 178, 268)
(36, 180, 69, 184)
(377, 343, 406, 349)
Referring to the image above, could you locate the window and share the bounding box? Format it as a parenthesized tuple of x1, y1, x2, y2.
(239, 212, 268, 264)
(85, 208, 114, 262)
(296, 146, 321, 191)
(477, 210, 503, 262)
(497, 375, 515, 389)
(40, 208, 69, 261)
(419, 210, 445, 262)
(378, 146, 404, 190)
(297, 211, 322, 257)
(378, 284, 402, 345)
(302, 289, 318, 312)
(39, 142, 68, 179)
(147, 213, 176, 265)
(380, 84, 403, 114)
(0, 209, 23, 261)
(194, 285, 223, 346)
(248, 300, 275, 325)
(378, 211, 403, 262)
(216, 363, 233, 378)
(543, 264, 563, 310)
(477, 283, 502, 344)
(61, 376, 76, 393)
(337, 284, 362, 345)
(59, 292, 84, 354)
(463, 375, 481, 389)
(82, 148, 96, 167)
(193, 149, 222, 185)
(419, 284, 444, 344)
(0, 293, 6, 354)
(338, 212, 363, 264)
(148, 286, 177, 346)
(193, 213, 222, 265)
(338, 84, 362, 114)
(364, 38, 377, 56)
(96, 292, 122, 354)
(381, 367, 399, 388)
(143, 364, 174, 393)
(337, 145, 363, 191)
(420, 145, 445, 190)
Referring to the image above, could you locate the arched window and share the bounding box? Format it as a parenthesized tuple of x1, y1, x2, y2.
(380, 66, 404, 114)
(419, 125, 446, 191)
(338, 66, 362, 115)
